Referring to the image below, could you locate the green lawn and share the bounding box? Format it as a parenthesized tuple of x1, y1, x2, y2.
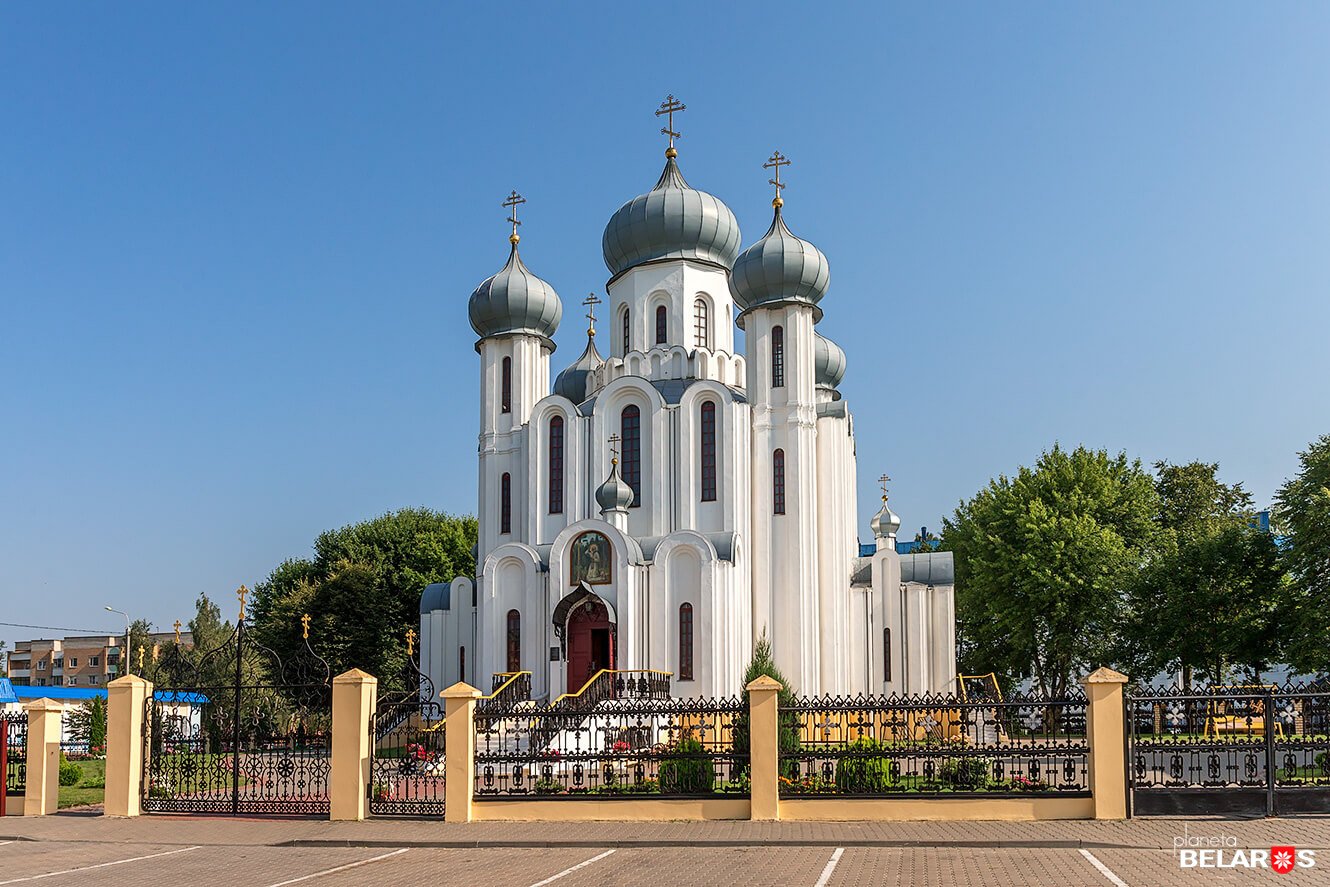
(58, 758, 105, 809)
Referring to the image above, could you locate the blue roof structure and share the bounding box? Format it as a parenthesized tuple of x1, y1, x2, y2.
(0, 681, 207, 705)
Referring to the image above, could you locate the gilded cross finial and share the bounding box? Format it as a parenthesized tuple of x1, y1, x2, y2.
(173, 620, 182, 644)
(137, 644, 145, 673)
(301, 613, 311, 641)
(656, 94, 686, 158)
(582, 293, 602, 337)
(608, 433, 621, 465)
(764, 150, 791, 208)
(502, 190, 526, 244)
(878, 473, 892, 502)
(237, 585, 249, 623)
(406, 627, 417, 657)
(151, 642, 160, 662)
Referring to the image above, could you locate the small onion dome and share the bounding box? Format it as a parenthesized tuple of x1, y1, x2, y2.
(553, 332, 604, 403)
(596, 459, 635, 512)
(814, 333, 847, 397)
(871, 499, 901, 541)
(601, 155, 742, 279)
(730, 205, 829, 323)
(468, 243, 562, 345)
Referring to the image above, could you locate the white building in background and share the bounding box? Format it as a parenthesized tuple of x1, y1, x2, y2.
(421, 105, 955, 701)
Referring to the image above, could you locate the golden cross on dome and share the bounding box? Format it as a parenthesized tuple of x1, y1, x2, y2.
(237, 584, 249, 622)
(608, 433, 621, 464)
(173, 620, 182, 644)
(878, 473, 892, 501)
(656, 94, 686, 157)
(406, 627, 417, 657)
(502, 190, 525, 244)
(764, 150, 791, 207)
(301, 613, 311, 640)
(583, 293, 602, 336)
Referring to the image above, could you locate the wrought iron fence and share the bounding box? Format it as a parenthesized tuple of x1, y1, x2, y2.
(369, 636, 446, 817)
(778, 691, 1090, 797)
(475, 695, 747, 798)
(3, 713, 25, 796)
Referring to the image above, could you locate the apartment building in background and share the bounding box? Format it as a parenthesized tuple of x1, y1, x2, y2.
(5, 631, 192, 687)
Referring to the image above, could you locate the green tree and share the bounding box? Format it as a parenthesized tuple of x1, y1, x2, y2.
(127, 619, 155, 677)
(912, 528, 940, 553)
(943, 444, 1162, 698)
(67, 696, 107, 751)
(1274, 433, 1330, 674)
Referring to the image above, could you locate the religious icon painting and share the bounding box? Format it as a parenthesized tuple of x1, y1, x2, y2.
(569, 531, 612, 586)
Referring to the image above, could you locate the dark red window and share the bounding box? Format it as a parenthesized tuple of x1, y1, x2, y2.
(773, 449, 786, 515)
(622, 308, 630, 354)
(621, 405, 641, 507)
(501, 356, 512, 412)
(507, 609, 521, 673)
(500, 472, 512, 533)
(771, 326, 785, 388)
(883, 628, 892, 681)
(679, 603, 694, 681)
(655, 305, 667, 345)
(700, 401, 717, 502)
(459, 646, 466, 681)
(548, 416, 564, 514)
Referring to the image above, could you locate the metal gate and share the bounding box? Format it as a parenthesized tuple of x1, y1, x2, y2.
(369, 631, 445, 816)
(2, 713, 25, 815)
(1129, 683, 1330, 816)
(141, 599, 332, 815)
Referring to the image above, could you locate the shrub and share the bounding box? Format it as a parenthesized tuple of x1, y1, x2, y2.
(658, 737, 715, 794)
(939, 757, 989, 791)
(59, 756, 82, 787)
(835, 738, 894, 793)
(533, 778, 563, 795)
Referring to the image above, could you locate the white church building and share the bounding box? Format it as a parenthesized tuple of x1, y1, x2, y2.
(421, 104, 955, 701)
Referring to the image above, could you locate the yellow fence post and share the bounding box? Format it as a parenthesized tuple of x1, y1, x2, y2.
(105, 675, 151, 817)
(22, 698, 62, 816)
(1084, 667, 1129, 820)
(330, 668, 378, 822)
(746, 675, 782, 821)
(442, 681, 481, 823)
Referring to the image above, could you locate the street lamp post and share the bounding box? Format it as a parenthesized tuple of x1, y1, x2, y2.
(105, 606, 130, 676)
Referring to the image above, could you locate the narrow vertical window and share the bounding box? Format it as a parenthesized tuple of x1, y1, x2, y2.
(501, 356, 512, 413)
(621, 405, 641, 507)
(771, 326, 785, 388)
(548, 416, 564, 514)
(699, 401, 717, 502)
(507, 609, 521, 673)
(883, 628, 892, 681)
(459, 646, 466, 682)
(694, 298, 709, 350)
(500, 472, 512, 534)
(773, 448, 786, 515)
(679, 603, 694, 681)
(622, 307, 631, 355)
(655, 305, 667, 345)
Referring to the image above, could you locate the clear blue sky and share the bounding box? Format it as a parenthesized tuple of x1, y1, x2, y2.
(2, 3, 1327, 647)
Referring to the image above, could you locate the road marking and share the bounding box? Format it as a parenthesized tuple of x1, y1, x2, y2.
(264, 848, 410, 887)
(0, 845, 200, 884)
(1080, 849, 1129, 887)
(526, 849, 617, 887)
(813, 847, 845, 887)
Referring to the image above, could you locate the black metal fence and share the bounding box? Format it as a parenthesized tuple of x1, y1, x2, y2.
(370, 697, 446, 816)
(1129, 682, 1330, 816)
(3, 713, 25, 797)
(778, 691, 1091, 797)
(475, 695, 747, 798)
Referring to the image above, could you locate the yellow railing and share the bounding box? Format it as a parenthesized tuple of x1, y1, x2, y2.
(549, 669, 673, 707)
(485, 670, 532, 701)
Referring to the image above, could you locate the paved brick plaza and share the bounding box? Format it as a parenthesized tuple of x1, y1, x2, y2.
(2, 816, 1330, 886)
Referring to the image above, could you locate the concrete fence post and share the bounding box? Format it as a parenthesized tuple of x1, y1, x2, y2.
(442, 682, 481, 823)
(746, 675, 783, 821)
(1084, 667, 1130, 820)
(22, 698, 62, 816)
(330, 668, 378, 822)
(105, 675, 152, 817)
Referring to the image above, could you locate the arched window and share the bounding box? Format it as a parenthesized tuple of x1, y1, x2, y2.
(620, 405, 641, 507)
(679, 603, 694, 681)
(655, 305, 667, 345)
(501, 356, 512, 412)
(694, 298, 709, 350)
(506, 609, 521, 673)
(548, 416, 564, 514)
(699, 401, 717, 502)
(621, 307, 631, 355)
(500, 472, 512, 534)
(772, 449, 786, 515)
(771, 326, 785, 388)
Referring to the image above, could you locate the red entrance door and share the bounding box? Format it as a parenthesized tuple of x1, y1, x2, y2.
(566, 598, 614, 694)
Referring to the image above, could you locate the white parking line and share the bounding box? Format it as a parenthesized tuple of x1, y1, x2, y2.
(813, 847, 845, 887)
(264, 848, 410, 887)
(526, 848, 617, 887)
(1080, 849, 1129, 887)
(0, 845, 200, 884)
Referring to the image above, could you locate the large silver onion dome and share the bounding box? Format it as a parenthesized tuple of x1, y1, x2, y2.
(730, 205, 829, 316)
(814, 333, 847, 396)
(468, 242, 563, 343)
(596, 459, 635, 512)
(602, 155, 742, 279)
(553, 332, 604, 403)
(871, 498, 901, 541)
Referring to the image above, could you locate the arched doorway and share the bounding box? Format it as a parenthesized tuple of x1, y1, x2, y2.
(565, 596, 614, 693)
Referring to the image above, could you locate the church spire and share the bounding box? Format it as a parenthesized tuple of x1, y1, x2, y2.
(596, 434, 634, 530)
